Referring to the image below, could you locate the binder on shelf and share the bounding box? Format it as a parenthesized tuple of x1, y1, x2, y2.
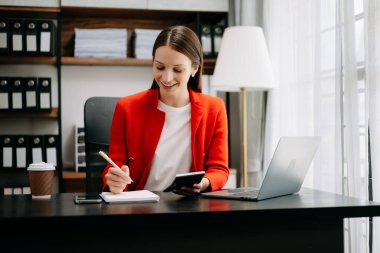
(3, 187, 12, 195)
(38, 20, 55, 56)
(0, 77, 11, 111)
(1, 136, 14, 169)
(212, 25, 224, 57)
(0, 18, 9, 55)
(10, 19, 24, 55)
(25, 20, 38, 55)
(10, 78, 25, 111)
(44, 135, 59, 167)
(75, 126, 86, 172)
(201, 24, 212, 57)
(38, 77, 52, 111)
(22, 186, 31, 195)
(30, 135, 45, 164)
(24, 77, 38, 111)
(15, 135, 29, 170)
(13, 187, 22, 195)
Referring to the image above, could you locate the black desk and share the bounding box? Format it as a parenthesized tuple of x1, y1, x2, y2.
(1, 188, 379, 253)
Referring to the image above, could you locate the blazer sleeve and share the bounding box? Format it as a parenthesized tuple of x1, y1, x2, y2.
(204, 98, 229, 191)
(102, 100, 129, 191)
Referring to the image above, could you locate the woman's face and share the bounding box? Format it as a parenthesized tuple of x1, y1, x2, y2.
(153, 45, 198, 95)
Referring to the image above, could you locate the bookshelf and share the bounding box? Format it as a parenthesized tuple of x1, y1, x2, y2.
(0, 56, 57, 64)
(0, 6, 60, 13)
(59, 6, 226, 74)
(61, 57, 152, 66)
(0, 2, 228, 193)
(61, 56, 216, 67)
(0, 107, 59, 118)
(0, 6, 62, 195)
(62, 171, 85, 193)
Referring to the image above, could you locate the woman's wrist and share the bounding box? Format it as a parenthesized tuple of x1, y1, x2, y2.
(200, 177, 211, 192)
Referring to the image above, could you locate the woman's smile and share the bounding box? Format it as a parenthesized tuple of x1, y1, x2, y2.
(161, 82, 179, 89)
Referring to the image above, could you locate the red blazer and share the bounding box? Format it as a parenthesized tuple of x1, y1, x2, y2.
(102, 88, 229, 191)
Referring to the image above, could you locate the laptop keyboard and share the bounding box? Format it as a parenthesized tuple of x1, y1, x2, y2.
(230, 189, 260, 198)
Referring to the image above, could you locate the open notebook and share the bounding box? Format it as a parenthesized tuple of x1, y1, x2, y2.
(100, 190, 160, 204)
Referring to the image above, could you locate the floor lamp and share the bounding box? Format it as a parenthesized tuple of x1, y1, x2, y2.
(211, 26, 275, 188)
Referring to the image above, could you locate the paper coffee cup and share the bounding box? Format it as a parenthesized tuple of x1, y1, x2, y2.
(27, 162, 55, 199)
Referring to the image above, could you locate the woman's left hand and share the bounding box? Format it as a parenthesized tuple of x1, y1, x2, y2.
(173, 177, 210, 196)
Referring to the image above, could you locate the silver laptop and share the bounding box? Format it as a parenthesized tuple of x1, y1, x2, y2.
(201, 136, 321, 201)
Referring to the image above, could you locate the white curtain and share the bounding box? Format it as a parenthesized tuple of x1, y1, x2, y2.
(365, 0, 380, 252)
(263, 0, 372, 252)
(262, 1, 316, 178)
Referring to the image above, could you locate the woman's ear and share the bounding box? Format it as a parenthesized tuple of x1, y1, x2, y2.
(192, 65, 199, 76)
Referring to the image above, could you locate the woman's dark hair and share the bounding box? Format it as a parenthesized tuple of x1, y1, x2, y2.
(151, 26, 203, 92)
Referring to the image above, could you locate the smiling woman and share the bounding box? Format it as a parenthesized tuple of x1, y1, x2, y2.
(151, 26, 203, 94)
(102, 26, 229, 196)
(152, 45, 198, 107)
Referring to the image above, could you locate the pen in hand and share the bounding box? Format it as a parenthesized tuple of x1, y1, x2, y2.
(98, 151, 133, 183)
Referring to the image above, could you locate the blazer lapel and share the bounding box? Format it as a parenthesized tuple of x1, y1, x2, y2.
(138, 89, 165, 187)
(189, 90, 204, 170)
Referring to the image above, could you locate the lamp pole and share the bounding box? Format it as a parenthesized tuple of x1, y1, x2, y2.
(211, 27, 275, 188)
(241, 87, 248, 188)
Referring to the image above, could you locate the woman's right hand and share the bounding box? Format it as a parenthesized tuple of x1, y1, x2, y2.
(105, 165, 132, 194)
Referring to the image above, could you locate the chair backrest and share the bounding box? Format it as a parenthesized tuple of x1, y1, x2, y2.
(84, 97, 119, 193)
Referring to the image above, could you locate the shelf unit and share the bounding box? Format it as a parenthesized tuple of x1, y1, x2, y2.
(61, 57, 152, 66)
(62, 171, 85, 193)
(0, 6, 63, 194)
(0, 6, 60, 13)
(0, 56, 57, 65)
(0, 107, 59, 118)
(61, 57, 217, 66)
(1, 3, 228, 193)
(59, 6, 226, 74)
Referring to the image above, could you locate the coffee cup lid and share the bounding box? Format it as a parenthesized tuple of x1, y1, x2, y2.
(27, 162, 55, 171)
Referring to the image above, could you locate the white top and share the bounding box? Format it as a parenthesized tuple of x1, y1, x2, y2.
(144, 100, 192, 191)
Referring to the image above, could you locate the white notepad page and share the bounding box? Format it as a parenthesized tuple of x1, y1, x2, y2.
(100, 190, 160, 204)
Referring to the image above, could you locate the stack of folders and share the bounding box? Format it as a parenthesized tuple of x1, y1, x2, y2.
(0, 135, 60, 171)
(74, 28, 127, 58)
(75, 126, 86, 172)
(0, 18, 56, 56)
(134, 29, 161, 59)
(3, 186, 31, 196)
(0, 76, 52, 112)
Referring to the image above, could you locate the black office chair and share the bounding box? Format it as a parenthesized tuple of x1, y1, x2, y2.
(84, 97, 119, 193)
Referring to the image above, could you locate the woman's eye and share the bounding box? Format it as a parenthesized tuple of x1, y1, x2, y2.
(156, 66, 164, 71)
(174, 69, 182, 73)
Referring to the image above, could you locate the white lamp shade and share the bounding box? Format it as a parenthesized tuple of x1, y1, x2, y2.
(211, 26, 275, 91)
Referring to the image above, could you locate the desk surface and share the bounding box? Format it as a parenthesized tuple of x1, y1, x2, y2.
(1, 188, 379, 253)
(1, 188, 379, 221)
